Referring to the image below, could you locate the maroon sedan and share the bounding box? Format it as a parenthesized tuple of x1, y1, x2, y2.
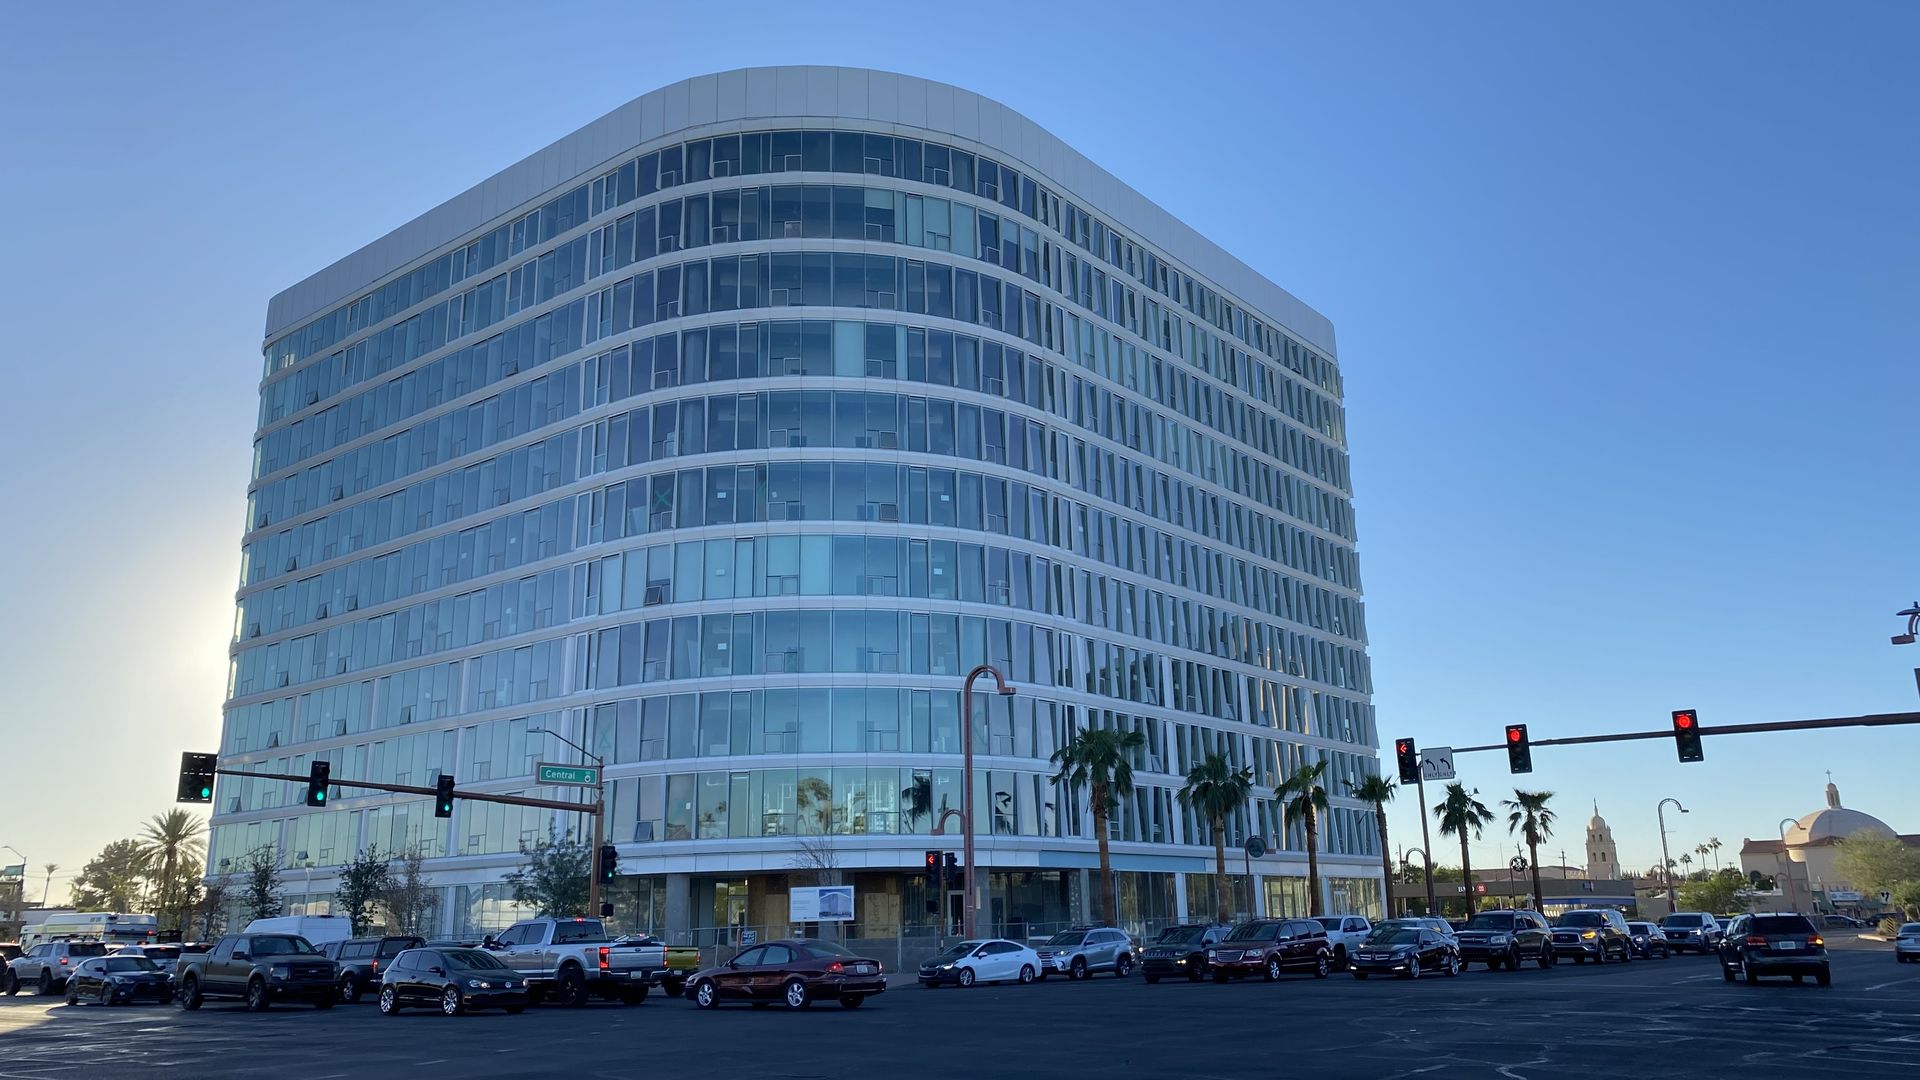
(688, 940, 887, 1010)
(1207, 919, 1334, 981)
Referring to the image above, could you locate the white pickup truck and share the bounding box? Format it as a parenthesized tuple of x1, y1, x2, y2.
(482, 917, 666, 1006)
(1313, 915, 1375, 971)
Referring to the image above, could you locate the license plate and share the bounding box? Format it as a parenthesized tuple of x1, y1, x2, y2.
(851, 964, 872, 974)
(1775, 941, 1798, 950)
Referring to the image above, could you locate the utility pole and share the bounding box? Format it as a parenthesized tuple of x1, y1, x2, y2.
(1415, 772, 1437, 915)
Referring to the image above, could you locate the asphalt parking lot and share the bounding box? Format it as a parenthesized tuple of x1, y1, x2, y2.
(1, 938, 1915, 1079)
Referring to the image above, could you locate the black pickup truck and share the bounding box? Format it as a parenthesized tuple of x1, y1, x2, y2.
(175, 933, 339, 1011)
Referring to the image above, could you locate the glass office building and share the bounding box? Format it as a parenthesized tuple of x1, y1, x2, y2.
(212, 67, 1379, 940)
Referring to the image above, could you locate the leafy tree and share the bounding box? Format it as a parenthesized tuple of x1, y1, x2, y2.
(1274, 762, 1330, 915)
(1050, 725, 1144, 927)
(380, 848, 437, 936)
(240, 845, 284, 923)
(1833, 830, 1920, 911)
(1502, 790, 1557, 913)
(1432, 784, 1494, 915)
(1347, 775, 1398, 913)
(69, 840, 147, 912)
(504, 829, 591, 917)
(194, 882, 227, 940)
(136, 810, 206, 933)
(1678, 868, 1748, 914)
(1178, 751, 1254, 922)
(333, 846, 391, 934)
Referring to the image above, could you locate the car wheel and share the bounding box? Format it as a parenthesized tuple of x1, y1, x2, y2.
(693, 980, 720, 1009)
(38, 971, 54, 995)
(63, 984, 77, 1006)
(1722, 963, 1736, 982)
(1187, 957, 1207, 982)
(379, 985, 401, 1015)
(1506, 947, 1522, 971)
(441, 986, 464, 1016)
(1313, 953, 1330, 979)
(1264, 957, 1281, 982)
(245, 977, 271, 1012)
(663, 978, 685, 998)
(1018, 965, 1035, 985)
(1620, 943, 1632, 963)
(177, 976, 203, 1010)
(1115, 953, 1133, 978)
(339, 974, 361, 1004)
(1446, 953, 1460, 977)
(1070, 957, 1087, 981)
(1817, 968, 1832, 987)
(1407, 958, 1421, 980)
(554, 966, 588, 1008)
(958, 967, 976, 988)
(1333, 945, 1348, 972)
(783, 978, 809, 1010)
(1, 971, 14, 997)
(1537, 946, 1556, 970)
(839, 994, 865, 1009)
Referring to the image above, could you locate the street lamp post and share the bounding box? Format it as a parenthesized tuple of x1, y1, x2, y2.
(530, 726, 608, 919)
(1777, 817, 1799, 911)
(1400, 847, 1432, 917)
(959, 664, 1014, 940)
(1657, 798, 1688, 911)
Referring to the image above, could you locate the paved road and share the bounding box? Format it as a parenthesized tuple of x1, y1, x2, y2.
(1, 939, 1915, 1078)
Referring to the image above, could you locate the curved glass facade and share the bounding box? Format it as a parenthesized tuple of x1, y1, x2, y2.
(213, 69, 1380, 938)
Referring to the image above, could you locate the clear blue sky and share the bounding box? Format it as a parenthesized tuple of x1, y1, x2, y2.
(2, 1, 1915, 899)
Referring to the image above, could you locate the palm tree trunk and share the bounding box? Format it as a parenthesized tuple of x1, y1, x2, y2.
(1093, 782, 1116, 927)
(1528, 837, 1544, 914)
(1212, 814, 1230, 923)
(1374, 809, 1393, 918)
(1304, 809, 1321, 917)
(1460, 835, 1475, 916)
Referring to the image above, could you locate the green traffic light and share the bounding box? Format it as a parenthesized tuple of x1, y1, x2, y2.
(315, 791, 326, 802)
(200, 787, 211, 798)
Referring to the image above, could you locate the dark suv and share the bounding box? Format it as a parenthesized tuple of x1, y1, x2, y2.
(1550, 909, 1632, 964)
(1139, 924, 1232, 983)
(1454, 909, 1556, 970)
(1207, 919, 1333, 981)
(323, 936, 424, 1003)
(1717, 913, 1830, 986)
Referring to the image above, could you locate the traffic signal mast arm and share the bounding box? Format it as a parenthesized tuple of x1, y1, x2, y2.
(213, 766, 598, 814)
(1441, 709, 1920, 754)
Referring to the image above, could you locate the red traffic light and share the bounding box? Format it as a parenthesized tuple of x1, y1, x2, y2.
(924, 850, 939, 868)
(1673, 710, 1696, 730)
(1396, 739, 1412, 754)
(1506, 726, 1523, 743)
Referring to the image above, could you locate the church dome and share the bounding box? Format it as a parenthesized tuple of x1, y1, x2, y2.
(1784, 781, 1894, 846)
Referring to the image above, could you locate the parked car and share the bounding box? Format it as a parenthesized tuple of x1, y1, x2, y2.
(5, 941, 110, 995)
(481, 917, 666, 1006)
(1207, 919, 1333, 981)
(377, 946, 529, 1016)
(1312, 915, 1374, 970)
(0, 944, 20, 963)
(112, 944, 184, 975)
(175, 933, 338, 1011)
(1550, 910, 1632, 964)
(1893, 923, 1920, 963)
(1034, 926, 1135, 980)
(611, 934, 702, 996)
(1626, 922, 1671, 959)
(1365, 918, 1457, 946)
(1820, 914, 1865, 929)
(686, 939, 886, 1009)
(917, 939, 1039, 987)
(323, 935, 424, 1003)
(1658, 912, 1724, 954)
(1350, 927, 1460, 980)
(1454, 909, 1555, 970)
(1718, 913, 1830, 986)
(1139, 923, 1232, 983)
(63, 955, 172, 1006)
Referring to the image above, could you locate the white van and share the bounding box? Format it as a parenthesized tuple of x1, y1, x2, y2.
(241, 914, 352, 947)
(21, 912, 157, 949)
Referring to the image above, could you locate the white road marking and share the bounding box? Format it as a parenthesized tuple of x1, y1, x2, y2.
(1865, 975, 1920, 992)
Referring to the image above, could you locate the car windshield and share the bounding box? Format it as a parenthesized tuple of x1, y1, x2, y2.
(1661, 914, 1702, 927)
(805, 942, 857, 958)
(102, 957, 158, 972)
(1465, 914, 1515, 930)
(1900, 924, 1920, 935)
(1156, 927, 1206, 945)
(1379, 930, 1423, 946)
(937, 941, 985, 960)
(1750, 916, 1816, 935)
(1629, 924, 1655, 934)
(1555, 913, 1606, 928)
(249, 936, 317, 956)
(1226, 923, 1281, 942)
(444, 949, 507, 970)
(1044, 931, 1086, 947)
(1313, 918, 1346, 932)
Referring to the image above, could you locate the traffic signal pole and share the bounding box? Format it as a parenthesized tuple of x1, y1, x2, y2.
(1444, 710, 1920, 755)
(210, 767, 601, 814)
(589, 778, 606, 920)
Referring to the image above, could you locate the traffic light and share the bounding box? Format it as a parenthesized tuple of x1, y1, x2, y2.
(1395, 738, 1420, 784)
(944, 852, 959, 879)
(1505, 724, 1532, 774)
(1671, 709, 1703, 763)
(304, 760, 331, 807)
(923, 849, 940, 888)
(598, 843, 619, 882)
(177, 752, 217, 803)
(434, 774, 456, 818)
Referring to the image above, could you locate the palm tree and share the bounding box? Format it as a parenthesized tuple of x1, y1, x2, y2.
(1050, 725, 1144, 927)
(1432, 784, 1494, 915)
(1695, 843, 1711, 873)
(900, 773, 933, 831)
(1274, 761, 1330, 916)
(40, 863, 57, 906)
(1680, 852, 1693, 878)
(1178, 751, 1254, 922)
(1709, 836, 1723, 872)
(1346, 774, 1397, 916)
(136, 810, 206, 933)
(1501, 790, 1556, 913)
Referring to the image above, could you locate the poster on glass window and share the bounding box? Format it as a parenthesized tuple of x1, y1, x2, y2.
(789, 886, 855, 922)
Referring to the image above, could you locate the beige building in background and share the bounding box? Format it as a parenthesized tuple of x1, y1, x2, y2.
(1740, 781, 1914, 914)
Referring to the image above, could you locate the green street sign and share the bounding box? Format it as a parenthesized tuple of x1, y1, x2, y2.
(536, 763, 601, 787)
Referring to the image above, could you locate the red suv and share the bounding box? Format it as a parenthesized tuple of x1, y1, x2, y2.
(1206, 919, 1333, 982)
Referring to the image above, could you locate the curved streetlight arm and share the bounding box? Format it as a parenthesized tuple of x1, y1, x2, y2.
(1656, 798, 1688, 910)
(958, 665, 1015, 940)
(1, 845, 23, 863)
(528, 725, 603, 767)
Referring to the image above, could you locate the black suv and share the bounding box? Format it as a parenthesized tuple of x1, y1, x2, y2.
(1717, 913, 1830, 986)
(323, 936, 424, 1003)
(1139, 924, 1232, 983)
(1550, 909, 1633, 964)
(1454, 909, 1556, 970)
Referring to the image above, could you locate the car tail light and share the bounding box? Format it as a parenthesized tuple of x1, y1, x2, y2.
(59, 957, 68, 966)
(371, 959, 379, 973)
(1746, 936, 1767, 946)
(1809, 935, 1824, 947)
(828, 961, 843, 973)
